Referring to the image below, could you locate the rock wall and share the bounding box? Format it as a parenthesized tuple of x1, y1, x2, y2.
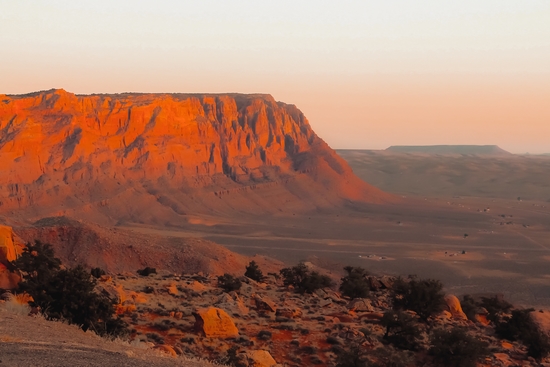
(0, 89, 392, 224)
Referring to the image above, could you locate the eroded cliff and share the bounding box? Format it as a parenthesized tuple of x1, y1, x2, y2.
(0, 89, 391, 224)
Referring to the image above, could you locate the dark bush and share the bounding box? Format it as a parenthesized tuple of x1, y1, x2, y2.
(495, 308, 550, 360)
(244, 261, 265, 282)
(429, 327, 489, 367)
(335, 344, 369, 367)
(381, 310, 423, 350)
(257, 330, 272, 340)
(480, 295, 512, 322)
(460, 295, 479, 321)
(12, 242, 128, 338)
(137, 267, 157, 276)
(280, 262, 333, 294)
(371, 347, 413, 367)
(217, 273, 242, 292)
(339, 266, 370, 299)
(392, 276, 445, 322)
(91, 267, 106, 279)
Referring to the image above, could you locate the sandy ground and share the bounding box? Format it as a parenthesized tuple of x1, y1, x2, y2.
(0, 307, 219, 367)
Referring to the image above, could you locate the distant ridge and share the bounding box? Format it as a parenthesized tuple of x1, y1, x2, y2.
(386, 145, 512, 156)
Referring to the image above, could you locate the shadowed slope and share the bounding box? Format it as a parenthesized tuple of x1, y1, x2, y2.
(0, 89, 392, 225)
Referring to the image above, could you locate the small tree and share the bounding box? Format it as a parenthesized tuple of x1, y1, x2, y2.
(429, 327, 489, 367)
(244, 261, 265, 282)
(12, 242, 128, 338)
(339, 266, 370, 299)
(392, 277, 445, 322)
(381, 310, 423, 350)
(280, 262, 333, 294)
(217, 273, 242, 293)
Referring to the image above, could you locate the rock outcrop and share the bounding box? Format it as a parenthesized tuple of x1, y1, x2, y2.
(444, 294, 468, 321)
(0, 89, 392, 225)
(0, 225, 23, 289)
(193, 307, 239, 338)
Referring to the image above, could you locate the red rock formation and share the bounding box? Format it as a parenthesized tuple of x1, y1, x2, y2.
(0, 89, 393, 225)
(0, 225, 23, 289)
(193, 307, 239, 338)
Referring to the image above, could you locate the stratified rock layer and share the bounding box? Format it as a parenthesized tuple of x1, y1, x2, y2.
(0, 89, 391, 225)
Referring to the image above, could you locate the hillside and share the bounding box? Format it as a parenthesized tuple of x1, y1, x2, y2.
(386, 145, 512, 156)
(0, 89, 391, 226)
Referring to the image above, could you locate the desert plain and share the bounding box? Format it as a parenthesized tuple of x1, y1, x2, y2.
(120, 148, 550, 309)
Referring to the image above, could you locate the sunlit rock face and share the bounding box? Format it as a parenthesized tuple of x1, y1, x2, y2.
(0, 89, 392, 224)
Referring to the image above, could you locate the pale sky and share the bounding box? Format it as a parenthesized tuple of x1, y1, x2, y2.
(1, 1, 549, 153)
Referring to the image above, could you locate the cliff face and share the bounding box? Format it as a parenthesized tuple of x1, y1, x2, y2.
(0, 89, 391, 224)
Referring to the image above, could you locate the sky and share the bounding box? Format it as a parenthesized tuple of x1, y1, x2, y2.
(1, 1, 549, 153)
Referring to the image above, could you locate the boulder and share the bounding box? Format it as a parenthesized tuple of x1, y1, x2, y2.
(98, 283, 127, 304)
(0, 225, 19, 264)
(253, 294, 277, 313)
(245, 350, 277, 367)
(347, 298, 374, 312)
(216, 292, 249, 315)
(379, 276, 395, 289)
(444, 294, 468, 320)
(275, 307, 302, 319)
(0, 266, 21, 290)
(367, 276, 383, 291)
(165, 282, 178, 296)
(193, 307, 239, 338)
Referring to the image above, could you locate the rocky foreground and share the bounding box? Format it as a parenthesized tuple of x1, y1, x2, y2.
(70, 269, 550, 367)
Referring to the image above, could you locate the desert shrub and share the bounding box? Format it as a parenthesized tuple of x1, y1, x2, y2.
(91, 267, 106, 279)
(137, 267, 157, 276)
(480, 295, 512, 322)
(429, 327, 489, 367)
(244, 261, 265, 282)
(495, 308, 550, 360)
(460, 295, 479, 321)
(217, 273, 242, 292)
(257, 330, 272, 340)
(12, 241, 128, 338)
(335, 344, 369, 367)
(280, 262, 333, 294)
(339, 266, 370, 299)
(392, 276, 445, 322)
(381, 310, 423, 350)
(371, 347, 413, 367)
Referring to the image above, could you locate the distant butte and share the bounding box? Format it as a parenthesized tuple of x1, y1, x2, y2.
(0, 89, 393, 225)
(385, 145, 512, 156)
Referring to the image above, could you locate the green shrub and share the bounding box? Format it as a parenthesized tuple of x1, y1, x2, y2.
(429, 327, 489, 367)
(381, 310, 422, 350)
(12, 242, 128, 338)
(217, 273, 242, 292)
(280, 262, 333, 294)
(392, 276, 445, 322)
(339, 266, 370, 299)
